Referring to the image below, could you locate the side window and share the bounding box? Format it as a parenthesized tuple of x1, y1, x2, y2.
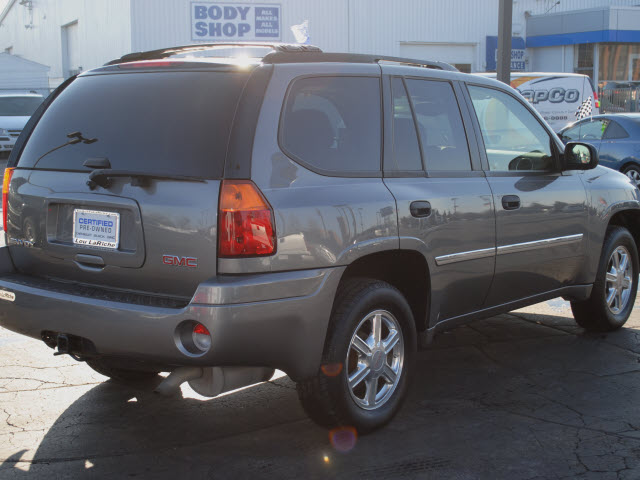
(280, 76, 381, 173)
(468, 85, 554, 172)
(561, 123, 583, 142)
(405, 79, 471, 171)
(577, 119, 609, 140)
(603, 121, 629, 140)
(391, 78, 422, 171)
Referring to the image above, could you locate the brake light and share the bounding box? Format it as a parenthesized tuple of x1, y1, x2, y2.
(218, 180, 276, 257)
(2, 167, 14, 231)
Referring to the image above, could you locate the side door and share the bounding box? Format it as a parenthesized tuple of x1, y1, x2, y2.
(464, 83, 589, 306)
(381, 71, 496, 324)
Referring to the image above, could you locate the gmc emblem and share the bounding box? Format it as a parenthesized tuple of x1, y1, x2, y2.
(162, 255, 198, 268)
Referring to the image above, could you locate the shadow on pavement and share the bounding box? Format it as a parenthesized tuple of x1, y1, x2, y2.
(2, 310, 640, 479)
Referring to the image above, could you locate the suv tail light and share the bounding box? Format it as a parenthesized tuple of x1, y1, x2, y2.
(218, 180, 276, 257)
(2, 167, 14, 231)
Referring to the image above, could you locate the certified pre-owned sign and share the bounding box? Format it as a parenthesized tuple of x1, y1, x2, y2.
(191, 3, 281, 41)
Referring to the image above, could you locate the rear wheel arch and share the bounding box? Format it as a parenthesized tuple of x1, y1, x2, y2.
(333, 250, 430, 335)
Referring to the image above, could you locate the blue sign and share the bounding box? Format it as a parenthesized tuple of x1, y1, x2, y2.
(486, 36, 526, 71)
(191, 3, 281, 41)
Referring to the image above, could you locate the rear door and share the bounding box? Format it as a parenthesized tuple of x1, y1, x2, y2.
(6, 67, 256, 299)
(381, 70, 496, 324)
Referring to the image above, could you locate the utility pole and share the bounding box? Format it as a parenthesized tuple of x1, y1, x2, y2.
(497, 0, 513, 85)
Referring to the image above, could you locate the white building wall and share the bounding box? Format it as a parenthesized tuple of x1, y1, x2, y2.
(530, 46, 564, 72)
(130, 0, 640, 72)
(0, 52, 49, 95)
(1, 0, 640, 82)
(0, 0, 132, 88)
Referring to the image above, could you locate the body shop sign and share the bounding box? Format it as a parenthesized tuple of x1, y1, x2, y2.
(192, 3, 281, 41)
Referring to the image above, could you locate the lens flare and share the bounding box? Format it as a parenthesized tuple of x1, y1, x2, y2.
(329, 426, 357, 453)
(321, 363, 343, 377)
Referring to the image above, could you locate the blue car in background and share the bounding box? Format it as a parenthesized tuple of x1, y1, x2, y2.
(558, 114, 640, 185)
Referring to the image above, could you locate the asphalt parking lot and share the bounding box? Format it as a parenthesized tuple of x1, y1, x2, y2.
(1, 298, 640, 479)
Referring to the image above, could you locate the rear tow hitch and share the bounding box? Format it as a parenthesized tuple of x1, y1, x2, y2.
(41, 331, 96, 361)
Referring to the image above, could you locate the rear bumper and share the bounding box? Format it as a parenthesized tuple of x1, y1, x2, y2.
(0, 257, 344, 380)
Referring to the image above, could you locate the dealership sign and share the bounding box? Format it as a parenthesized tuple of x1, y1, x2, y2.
(486, 36, 526, 71)
(191, 3, 281, 41)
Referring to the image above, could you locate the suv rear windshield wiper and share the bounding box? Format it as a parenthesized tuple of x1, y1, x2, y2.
(87, 169, 206, 189)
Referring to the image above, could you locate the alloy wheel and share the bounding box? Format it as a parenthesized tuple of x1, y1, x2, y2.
(605, 245, 633, 314)
(346, 309, 404, 411)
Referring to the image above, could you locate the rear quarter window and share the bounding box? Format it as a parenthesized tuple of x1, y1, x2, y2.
(280, 76, 382, 175)
(17, 71, 251, 178)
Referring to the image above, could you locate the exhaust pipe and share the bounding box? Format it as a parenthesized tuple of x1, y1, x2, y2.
(154, 366, 203, 396)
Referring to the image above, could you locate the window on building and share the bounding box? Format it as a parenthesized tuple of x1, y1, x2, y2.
(405, 79, 471, 171)
(468, 85, 554, 172)
(281, 76, 382, 173)
(574, 44, 594, 80)
(599, 44, 640, 82)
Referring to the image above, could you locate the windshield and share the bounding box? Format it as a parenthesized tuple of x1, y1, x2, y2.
(0, 96, 42, 116)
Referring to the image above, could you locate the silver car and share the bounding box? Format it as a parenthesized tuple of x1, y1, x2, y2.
(0, 93, 43, 162)
(0, 44, 638, 433)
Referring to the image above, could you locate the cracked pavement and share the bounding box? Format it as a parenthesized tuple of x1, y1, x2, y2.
(1, 299, 640, 479)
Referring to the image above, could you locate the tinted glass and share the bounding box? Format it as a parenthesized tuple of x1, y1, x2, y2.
(405, 79, 471, 171)
(468, 85, 554, 172)
(391, 78, 421, 171)
(577, 119, 608, 140)
(281, 76, 381, 173)
(17, 71, 250, 178)
(0, 96, 42, 116)
(603, 121, 629, 139)
(561, 124, 583, 142)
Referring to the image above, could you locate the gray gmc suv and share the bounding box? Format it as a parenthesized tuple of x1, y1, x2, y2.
(1, 44, 639, 433)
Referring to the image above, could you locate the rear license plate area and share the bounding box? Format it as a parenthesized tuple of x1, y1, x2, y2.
(72, 209, 120, 249)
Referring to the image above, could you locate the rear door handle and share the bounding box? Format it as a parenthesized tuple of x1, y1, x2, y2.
(410, 201, 431, 218)
(502, 195, 521, 210)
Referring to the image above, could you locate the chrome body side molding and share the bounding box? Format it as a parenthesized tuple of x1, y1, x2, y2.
(435, 234, 583, 266)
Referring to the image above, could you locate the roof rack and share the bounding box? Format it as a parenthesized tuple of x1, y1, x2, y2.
(104, 42, 457, 72)
(105, 43, 322, 65)
(262, 52, 458, 71)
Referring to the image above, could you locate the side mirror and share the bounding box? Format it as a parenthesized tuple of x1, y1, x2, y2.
(562, 142, 599, 171)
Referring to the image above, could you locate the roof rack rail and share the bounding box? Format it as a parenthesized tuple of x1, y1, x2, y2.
(105, 43, 322, 66)
(262, 52, 458, 71)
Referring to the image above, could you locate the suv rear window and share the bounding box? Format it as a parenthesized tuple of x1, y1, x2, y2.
(17, 71, 251, 178)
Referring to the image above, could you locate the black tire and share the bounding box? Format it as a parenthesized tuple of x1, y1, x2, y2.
(86, 358, 160, 384)
(571, 226, 638, 332)
(296, 278, 417, 434)
(622, 164, 640, 187)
